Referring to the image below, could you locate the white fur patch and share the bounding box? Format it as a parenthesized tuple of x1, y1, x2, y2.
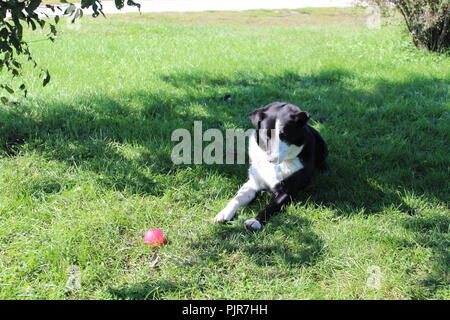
(214, 131, 304, 225)
(265, 120, 304, 164)
(214, 178, 261, 223)
(249, 132, 304, 189)
(244, 218, 262, 231)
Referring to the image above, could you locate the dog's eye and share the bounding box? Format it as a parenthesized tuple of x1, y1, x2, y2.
(279, 132, 287, 140)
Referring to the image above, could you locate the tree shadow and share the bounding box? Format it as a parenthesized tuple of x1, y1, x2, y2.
(158, 69, 448, 287)
(0, 68, 448, 295)
(398, 211, 449, 298)
(2, 70, 446, 199)
(189, 214, 324, 268)
(108, 280, 186, 300)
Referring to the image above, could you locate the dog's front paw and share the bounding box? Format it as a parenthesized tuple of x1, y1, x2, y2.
(244, 218, 262, 231)
(214, 209, 233, 224)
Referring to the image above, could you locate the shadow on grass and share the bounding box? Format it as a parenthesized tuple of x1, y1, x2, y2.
(108, 280, 185, 300)
(195, 215, 324, 268)
(2, 70, 447, 200)
(0, 69, 448, 297)
(399, 212, 449, 298)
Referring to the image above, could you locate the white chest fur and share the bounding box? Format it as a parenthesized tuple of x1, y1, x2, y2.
(248, 133, 304, 189)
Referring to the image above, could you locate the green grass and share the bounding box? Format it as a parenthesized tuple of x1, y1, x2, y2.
(0, 8, 449, 299)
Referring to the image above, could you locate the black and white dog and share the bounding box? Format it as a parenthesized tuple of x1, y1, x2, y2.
(214, 102, 328, 231)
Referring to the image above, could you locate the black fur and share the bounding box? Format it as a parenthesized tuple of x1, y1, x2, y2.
(248, 102, 328, 227)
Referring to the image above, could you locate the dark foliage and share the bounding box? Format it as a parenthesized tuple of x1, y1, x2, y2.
(0, 0, 140, 102)
(367, 0, 449, 52)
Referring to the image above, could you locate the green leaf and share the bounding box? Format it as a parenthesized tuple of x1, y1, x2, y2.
(46, 4, 56, 12)
(2, 85, 14, 94)
(26, 0, 42, 15)
(71, 8, 81, 23)
(49, 24, 57, 36)
(64, 3, 76, 15)
(27, 17, 37, 31)
(115, 0, 125, 10)
(42, 70, 51, 87)
(127, 0, 141, 10)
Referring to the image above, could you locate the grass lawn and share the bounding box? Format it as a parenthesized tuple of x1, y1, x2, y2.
(0, 8, 449, 299)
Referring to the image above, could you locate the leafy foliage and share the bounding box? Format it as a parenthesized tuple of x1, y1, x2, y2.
(0, 0, 140, 103)
(364, 0, 449, 52)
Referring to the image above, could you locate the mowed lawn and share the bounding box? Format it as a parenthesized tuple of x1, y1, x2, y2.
(0, 8, 449, 299)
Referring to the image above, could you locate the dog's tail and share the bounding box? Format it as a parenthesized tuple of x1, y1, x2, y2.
(309, 126, 328, 172)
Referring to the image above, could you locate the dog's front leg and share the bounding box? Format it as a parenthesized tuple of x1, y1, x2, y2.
(244, 192, 291, 231)
(214, 179, 260, 223)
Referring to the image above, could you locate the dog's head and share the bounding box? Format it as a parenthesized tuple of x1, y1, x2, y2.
(249, 102, 310, 164)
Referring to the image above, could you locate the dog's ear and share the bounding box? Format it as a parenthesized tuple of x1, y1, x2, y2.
(291, 110, 310, 126)
(249, 108, 266, 128)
